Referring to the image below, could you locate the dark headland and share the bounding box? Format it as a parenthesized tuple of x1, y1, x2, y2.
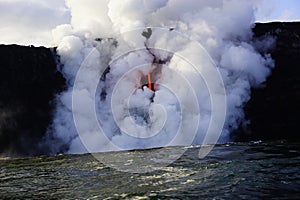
(235, 22, 300, 141)
(0, 22, 299, 155)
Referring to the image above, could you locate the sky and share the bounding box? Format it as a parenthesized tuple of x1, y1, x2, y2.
(254, 0, 300, 22)
(0, 0, 299, 47)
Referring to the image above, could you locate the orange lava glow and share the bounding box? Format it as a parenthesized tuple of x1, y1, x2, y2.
(147, 72, 153, 91)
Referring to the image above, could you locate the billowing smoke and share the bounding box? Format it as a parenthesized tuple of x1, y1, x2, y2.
(43, 0, 274, 154)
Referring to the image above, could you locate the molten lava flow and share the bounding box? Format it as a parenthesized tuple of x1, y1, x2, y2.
(139, 65, 163, 92)
(147, 72, 153, 91)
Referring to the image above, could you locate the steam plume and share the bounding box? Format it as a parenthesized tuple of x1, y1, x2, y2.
(43, 0, 274, 154)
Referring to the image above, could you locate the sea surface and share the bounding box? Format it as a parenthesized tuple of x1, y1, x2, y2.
(1, 141, 300, 199)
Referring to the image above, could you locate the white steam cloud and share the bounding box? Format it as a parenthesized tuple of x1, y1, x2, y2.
(43, 0, 274, 154)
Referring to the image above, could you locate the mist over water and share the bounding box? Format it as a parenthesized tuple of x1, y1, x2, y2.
(43, 0, 274, 154)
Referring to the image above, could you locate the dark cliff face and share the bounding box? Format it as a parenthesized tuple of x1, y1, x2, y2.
(0, 45, 65, 156)
(233, 22, 300, 141)
(0, 22, 299, 156)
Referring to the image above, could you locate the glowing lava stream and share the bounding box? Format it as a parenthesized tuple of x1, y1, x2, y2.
(147, 72, 153, 91)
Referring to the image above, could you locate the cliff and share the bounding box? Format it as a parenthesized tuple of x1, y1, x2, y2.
(0, 22, 299, 155)
(0, 45, 65, 155)
(233, 22, 300, 141)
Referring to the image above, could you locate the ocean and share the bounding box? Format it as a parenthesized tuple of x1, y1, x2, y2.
(1, 141, 299, 199)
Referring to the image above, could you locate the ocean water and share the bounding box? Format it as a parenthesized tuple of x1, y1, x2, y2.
(0, 141, 299, 199)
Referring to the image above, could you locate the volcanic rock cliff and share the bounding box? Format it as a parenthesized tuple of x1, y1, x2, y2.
(0, 22, 299, 155)
(0, 45, 65, 155)
(234, 22, 300, 141)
